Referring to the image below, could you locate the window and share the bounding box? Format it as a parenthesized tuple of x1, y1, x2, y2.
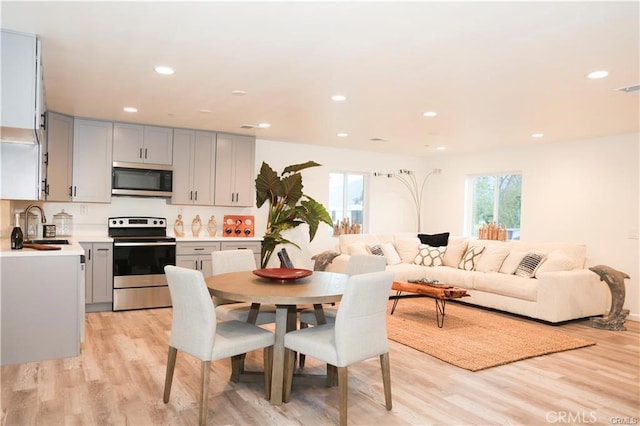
(466, 173, 521, 240)
(329, 172, 366, 234)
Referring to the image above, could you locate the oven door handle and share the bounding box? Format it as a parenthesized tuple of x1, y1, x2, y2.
(114, 242, 177, 247)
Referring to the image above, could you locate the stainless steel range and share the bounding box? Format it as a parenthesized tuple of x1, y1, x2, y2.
(109, 216, 176, 311)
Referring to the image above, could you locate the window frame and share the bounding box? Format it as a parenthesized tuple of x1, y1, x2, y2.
(328, 170, 369, 234)
(464, 171, 522, 240)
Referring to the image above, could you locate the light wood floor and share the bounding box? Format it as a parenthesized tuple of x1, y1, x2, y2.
(2, 303, 639, 425)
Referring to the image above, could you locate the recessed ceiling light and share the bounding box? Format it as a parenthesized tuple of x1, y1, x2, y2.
(123, 107, 138, 113)
(258, 123, 271, 129)
(331, 95, 347, 102)
(531, 133, 544, 138)
(232, 90, 247, 96)
(587, 70, 608, 79)
(436, 146, 446, 151)
(199, 109, 212, 113)
(423, 111, 437, 117)
(337, 133, 348, 137)
(154, 66, 175, 75)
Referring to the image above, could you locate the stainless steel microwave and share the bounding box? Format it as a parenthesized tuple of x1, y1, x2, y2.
(112, 162, 173, 197)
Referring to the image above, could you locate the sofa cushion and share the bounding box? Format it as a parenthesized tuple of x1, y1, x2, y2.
(380, 242, 402, 265)
(367, 243, 385, 257)
(442, 240, 468, 267)
(475, 245, 510, 273)
(535, 250, 575, 275)
(474, 272, 538, 301)
(394, 237, 420, 263)
(417, 232, 450, 247)
(424, 266, 477, 289)
(515, 252, 545, 278)
(499, 250, 527, 274)
(346, 242, 369, 255)
(458, 246, 485, 271)
(414, 244, 446, 266)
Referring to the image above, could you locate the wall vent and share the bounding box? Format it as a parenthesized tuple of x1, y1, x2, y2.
(240, 124, 256, 129)
(617, 84, 640, 94)
(369, 137, 388, 142)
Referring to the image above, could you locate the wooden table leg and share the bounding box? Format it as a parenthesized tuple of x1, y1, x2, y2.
(230, 302, 262, 382)
(270, 304, 296, 405)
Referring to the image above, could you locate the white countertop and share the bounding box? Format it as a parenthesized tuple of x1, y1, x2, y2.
(0, 238, 85, 257)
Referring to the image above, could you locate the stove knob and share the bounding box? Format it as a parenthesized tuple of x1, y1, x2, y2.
(119, 220, 124, 225)
(159, 220, 164, 225)
(112, 220, 116, 225)
(153, 220, 158, 225)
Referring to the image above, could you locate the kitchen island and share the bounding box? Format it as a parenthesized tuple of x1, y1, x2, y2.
(0, 239, 85, 365)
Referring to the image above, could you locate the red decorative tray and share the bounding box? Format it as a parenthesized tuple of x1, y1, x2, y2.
(253, 268, 313, 281)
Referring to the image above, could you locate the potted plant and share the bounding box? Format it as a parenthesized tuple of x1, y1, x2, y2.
(255, 161, 333, 268)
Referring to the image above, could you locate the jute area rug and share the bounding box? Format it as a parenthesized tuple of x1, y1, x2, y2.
(386, 298, 595, 371)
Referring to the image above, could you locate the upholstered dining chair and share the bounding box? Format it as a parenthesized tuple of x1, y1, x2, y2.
(299, 254, 387, 326)
(211, 249, 277, 325)
(162, 266, 274, 426)
(283, 270, 395, 426)
(297, 254, 387, 367)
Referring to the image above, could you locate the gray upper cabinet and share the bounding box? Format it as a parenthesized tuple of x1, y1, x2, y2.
(214, 133, 255, 207)
(172, 129, 216, 205)
(72, 119, 113, 203)
(113, 123, 173, 165)
(1, 29, 44, 140)
(44, 112, 73, 201)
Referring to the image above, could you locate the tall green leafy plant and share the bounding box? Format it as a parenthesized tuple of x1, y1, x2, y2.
(255, 161, 333, 268)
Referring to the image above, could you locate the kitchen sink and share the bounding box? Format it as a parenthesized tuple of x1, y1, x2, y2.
(24, 239, 70, 245)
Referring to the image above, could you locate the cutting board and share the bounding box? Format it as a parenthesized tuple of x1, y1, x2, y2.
(23, 243, 63, 251)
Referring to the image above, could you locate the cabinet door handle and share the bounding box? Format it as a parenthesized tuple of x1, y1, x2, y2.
(88, 249, 91, 261)
(97, 248, 109, 251)
(189, 190, 193, 200)
(73, 186, 77, 197)
(194, 248, 205, 251)
(199, 260, 203, 270)
(139, 148, 143, 159)
(194, 191, 198, 200)
(144, 148, 148, 159)
(69, 186, 73, 197)
(194, 260, 198, 269)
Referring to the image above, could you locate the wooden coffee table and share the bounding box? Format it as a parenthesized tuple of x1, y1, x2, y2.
(390, 281, 469, 328)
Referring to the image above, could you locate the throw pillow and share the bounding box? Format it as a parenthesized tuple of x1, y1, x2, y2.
(515, 253, 545, 278)
(417, 232, 450, 247)
(394, 237, 420, 263)
(458, 246, 485, 271)
(380, 242, 402, 265)
(475, 245, 510, 273)
(442, 240, 468, 267)
(368, 243, 385, 257)
(499, 250, 527, 274)
(346, 242, 369, 255)
(535, 250, 574, 275)
(413, 244, 446, 267)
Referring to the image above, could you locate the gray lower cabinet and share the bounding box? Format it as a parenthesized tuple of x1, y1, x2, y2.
(81, 242, 113, 312)
(1, 254, 81, 365)
(176, 241, 262, 275)
(176, 242, 221, 277)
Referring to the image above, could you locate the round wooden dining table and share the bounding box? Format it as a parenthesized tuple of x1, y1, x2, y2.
(205, 270, 348, 405)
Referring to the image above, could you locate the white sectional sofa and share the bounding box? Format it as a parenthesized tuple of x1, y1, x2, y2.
(321, 233, 611, 323)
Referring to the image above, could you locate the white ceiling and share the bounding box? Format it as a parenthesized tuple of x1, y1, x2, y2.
(2, 1, 639, 157)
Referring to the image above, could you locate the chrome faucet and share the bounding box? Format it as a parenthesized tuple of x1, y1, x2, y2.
(24, 204, 47, 240)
